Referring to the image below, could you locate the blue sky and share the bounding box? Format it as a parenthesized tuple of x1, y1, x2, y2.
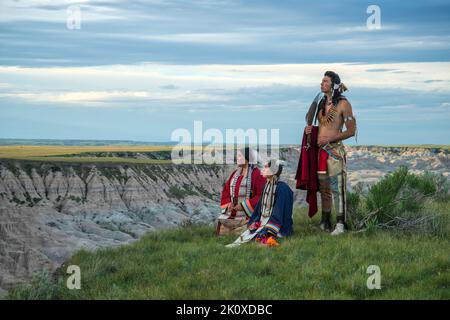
(0, 0, 449, 145)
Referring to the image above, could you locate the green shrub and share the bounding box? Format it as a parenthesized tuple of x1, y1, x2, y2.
(347, 166, 449, 236)
(7, 270, 69, 300)
(168, 184, 198, 199)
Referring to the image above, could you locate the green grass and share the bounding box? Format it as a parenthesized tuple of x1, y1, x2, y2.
(0, 145, 176, 164)
(0, 145, 232, 165)
(8, 202, 450, 300)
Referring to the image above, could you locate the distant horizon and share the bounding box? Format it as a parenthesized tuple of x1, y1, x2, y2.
(0, 137, 448, 148)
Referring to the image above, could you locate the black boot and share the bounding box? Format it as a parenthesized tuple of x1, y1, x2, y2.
(320, 210, 332, 232)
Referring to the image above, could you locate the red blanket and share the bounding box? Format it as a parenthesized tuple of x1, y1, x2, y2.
(295, 126, 319, 217)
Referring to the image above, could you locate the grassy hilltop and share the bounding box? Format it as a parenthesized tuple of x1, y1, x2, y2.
(8, 200, 449, 300)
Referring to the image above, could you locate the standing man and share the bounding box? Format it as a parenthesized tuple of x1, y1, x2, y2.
(304, 71, 357, 235)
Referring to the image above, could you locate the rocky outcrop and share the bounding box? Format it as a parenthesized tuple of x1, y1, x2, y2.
(0, 145, 448, 292)
(0, 162, 229, 292)
(344, 145, 449, 187)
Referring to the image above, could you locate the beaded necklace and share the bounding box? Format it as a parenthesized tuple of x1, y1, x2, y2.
(318, 101, 338, 127)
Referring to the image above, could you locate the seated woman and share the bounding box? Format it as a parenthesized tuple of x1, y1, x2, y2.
(226, 159, 294, 247)
(217, 147, 266, 236)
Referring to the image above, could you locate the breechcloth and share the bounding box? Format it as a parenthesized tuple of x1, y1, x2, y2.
(317, 141, 348, 223)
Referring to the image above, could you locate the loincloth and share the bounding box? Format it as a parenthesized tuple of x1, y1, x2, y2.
(318, 141, 347, 177)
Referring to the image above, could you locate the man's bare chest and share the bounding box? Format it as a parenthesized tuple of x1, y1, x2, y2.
(318, 104, 344, 129)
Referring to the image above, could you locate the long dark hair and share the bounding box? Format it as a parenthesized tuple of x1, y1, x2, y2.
(322, 70, 348, 107)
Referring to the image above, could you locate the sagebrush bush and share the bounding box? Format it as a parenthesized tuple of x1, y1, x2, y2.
(347, 166, 449, 235)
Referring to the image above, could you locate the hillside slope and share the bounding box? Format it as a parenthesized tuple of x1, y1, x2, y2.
(8, 207, 450, 300)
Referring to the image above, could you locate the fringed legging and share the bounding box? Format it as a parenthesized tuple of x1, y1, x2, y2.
(318, 170, 347, 224)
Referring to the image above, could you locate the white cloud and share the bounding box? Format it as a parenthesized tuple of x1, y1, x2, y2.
(0, 0, 128, 22)
(0, 89, 229, 106)
(311, 35, 450, 51)
(1, 90, 147, 102)
(113, 32, 258, 45)
(0, 62, 447, 90)
(378, 104, 417, 110)
(1, 61, 450, 107)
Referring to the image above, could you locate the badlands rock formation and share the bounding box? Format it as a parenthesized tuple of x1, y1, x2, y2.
(0, 145, 448, 292)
